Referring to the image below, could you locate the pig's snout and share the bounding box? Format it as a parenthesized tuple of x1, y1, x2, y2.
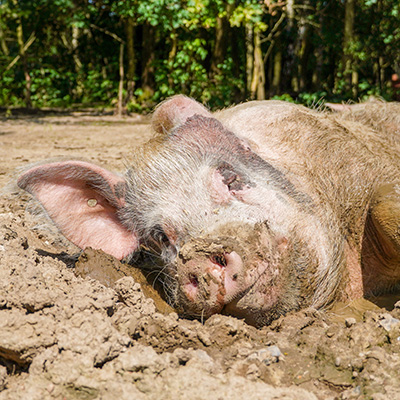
(177, 249, 245, 316)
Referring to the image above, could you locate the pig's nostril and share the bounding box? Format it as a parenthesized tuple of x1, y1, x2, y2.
(184, 273, 200, 301)
(188, 273, 199, 287)
(211, 254, 227, 268)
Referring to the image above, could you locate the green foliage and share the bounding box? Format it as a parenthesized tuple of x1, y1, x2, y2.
(271, 94, 295, 103)
(0, 72, 24, 106)
(30, 68, 71, 107)
(297, 92, 328, 107)
(205, 57, 245, 109)
(81, 69, 116, 105)
(154, 37, 208, 99)
(0, 0, 398, 111)
(230, 1, 266, 30)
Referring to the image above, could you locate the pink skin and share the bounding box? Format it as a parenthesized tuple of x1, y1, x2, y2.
(17, 161, 138, 260)
(152, 95, 212, 134)
(209, 169, 252, 205)
(209, 170, 231, 204)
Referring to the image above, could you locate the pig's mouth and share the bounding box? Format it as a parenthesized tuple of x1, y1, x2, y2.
(175, 248, 280, 322)
(171, 221, 288, 324)
(220, 257, 280, 323)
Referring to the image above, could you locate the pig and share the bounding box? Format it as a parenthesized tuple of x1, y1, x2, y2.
(325, 100, 400, 141)
(17, 96, 400, 326)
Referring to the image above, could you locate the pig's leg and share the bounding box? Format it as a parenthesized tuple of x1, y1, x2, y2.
(362, 183, 400, 293)
(18, 161, 138, 260)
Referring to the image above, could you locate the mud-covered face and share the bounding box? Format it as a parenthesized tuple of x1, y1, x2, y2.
(160, 222, 301, 327)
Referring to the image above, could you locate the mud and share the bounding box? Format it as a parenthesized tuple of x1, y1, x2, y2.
(1, 111, 400, 399)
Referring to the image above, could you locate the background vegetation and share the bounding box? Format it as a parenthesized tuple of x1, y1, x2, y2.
(0, 0, 399, 112)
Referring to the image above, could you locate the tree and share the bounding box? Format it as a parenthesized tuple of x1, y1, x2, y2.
(0, 0, 398, 111)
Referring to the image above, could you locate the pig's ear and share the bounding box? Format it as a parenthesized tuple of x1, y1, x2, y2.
(152, 95, 212, 134)
(17, 160, 138, 260)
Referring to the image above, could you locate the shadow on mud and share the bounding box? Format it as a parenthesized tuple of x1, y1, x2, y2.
(35, 249, 80, 269)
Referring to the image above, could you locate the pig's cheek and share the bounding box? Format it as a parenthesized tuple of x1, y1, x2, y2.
(237, 262, 282, 310)
(230, 186, 254, 203)
(209, 170, 232, 204)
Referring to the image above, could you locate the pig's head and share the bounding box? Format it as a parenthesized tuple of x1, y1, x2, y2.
(121, 96, 318, 325)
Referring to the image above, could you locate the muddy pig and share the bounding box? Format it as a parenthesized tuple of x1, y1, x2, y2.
(17, 96, 400, 327)
(326, 99, 400, 141)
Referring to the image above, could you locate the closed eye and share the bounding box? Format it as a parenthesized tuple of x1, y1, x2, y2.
(148, 225, 170, 250)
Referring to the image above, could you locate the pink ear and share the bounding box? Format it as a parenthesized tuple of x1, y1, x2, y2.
(18, 161, 138, 260)
(152, 95, 212, 134)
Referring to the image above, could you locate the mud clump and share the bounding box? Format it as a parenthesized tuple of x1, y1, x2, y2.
(75, 247, 174, 315)
(1, 115, 400, 399)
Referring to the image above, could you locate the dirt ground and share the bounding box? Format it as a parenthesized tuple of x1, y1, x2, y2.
(1, 110, 400, 400)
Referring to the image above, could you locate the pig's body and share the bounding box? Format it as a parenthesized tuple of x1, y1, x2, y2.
(131, 99, 400, 325)
(217, 102, 400, 301)
(17, 97, 400, 326)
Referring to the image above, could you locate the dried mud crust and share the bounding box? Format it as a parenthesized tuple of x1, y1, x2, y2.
(0, 114, 400, 399)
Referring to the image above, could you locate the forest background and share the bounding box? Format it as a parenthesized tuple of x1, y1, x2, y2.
(0, 0, 399, 113)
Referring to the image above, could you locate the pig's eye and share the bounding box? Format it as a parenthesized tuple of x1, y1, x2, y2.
(154, 232, 169, 245)
(150, 225, 170, 247)
(217, 163, 248, 191)
(223, 172, 238, 189)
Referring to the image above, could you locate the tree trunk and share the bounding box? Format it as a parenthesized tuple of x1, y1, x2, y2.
(210, 15, 226, 76)
(271, 46, 282, 95)
(125, 17, 136, 104)
(141, 24, 155, 98)
(61, 26, 83, 99)
(230, 26, 243, 102)
(72, 25, 84, 99)
(297, 25, 312, 92)
(379, 56, 385, 90)
(245, 24, 254, 97)
(210, 4, 234, 76)
(210, 4, 234, 77)
(352, 70, 359, 97)
(287, 0, 295, 29)
(342, 0, 356, 93)
(117, 43, 124, 116)
(168, 32, 177, 88)
(312, 14, 324, 90)
(285, 0, 296, 94)
(12, 0, 31, 107)
(0, 24, 9, 56)
(250, 30, 265, 100)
